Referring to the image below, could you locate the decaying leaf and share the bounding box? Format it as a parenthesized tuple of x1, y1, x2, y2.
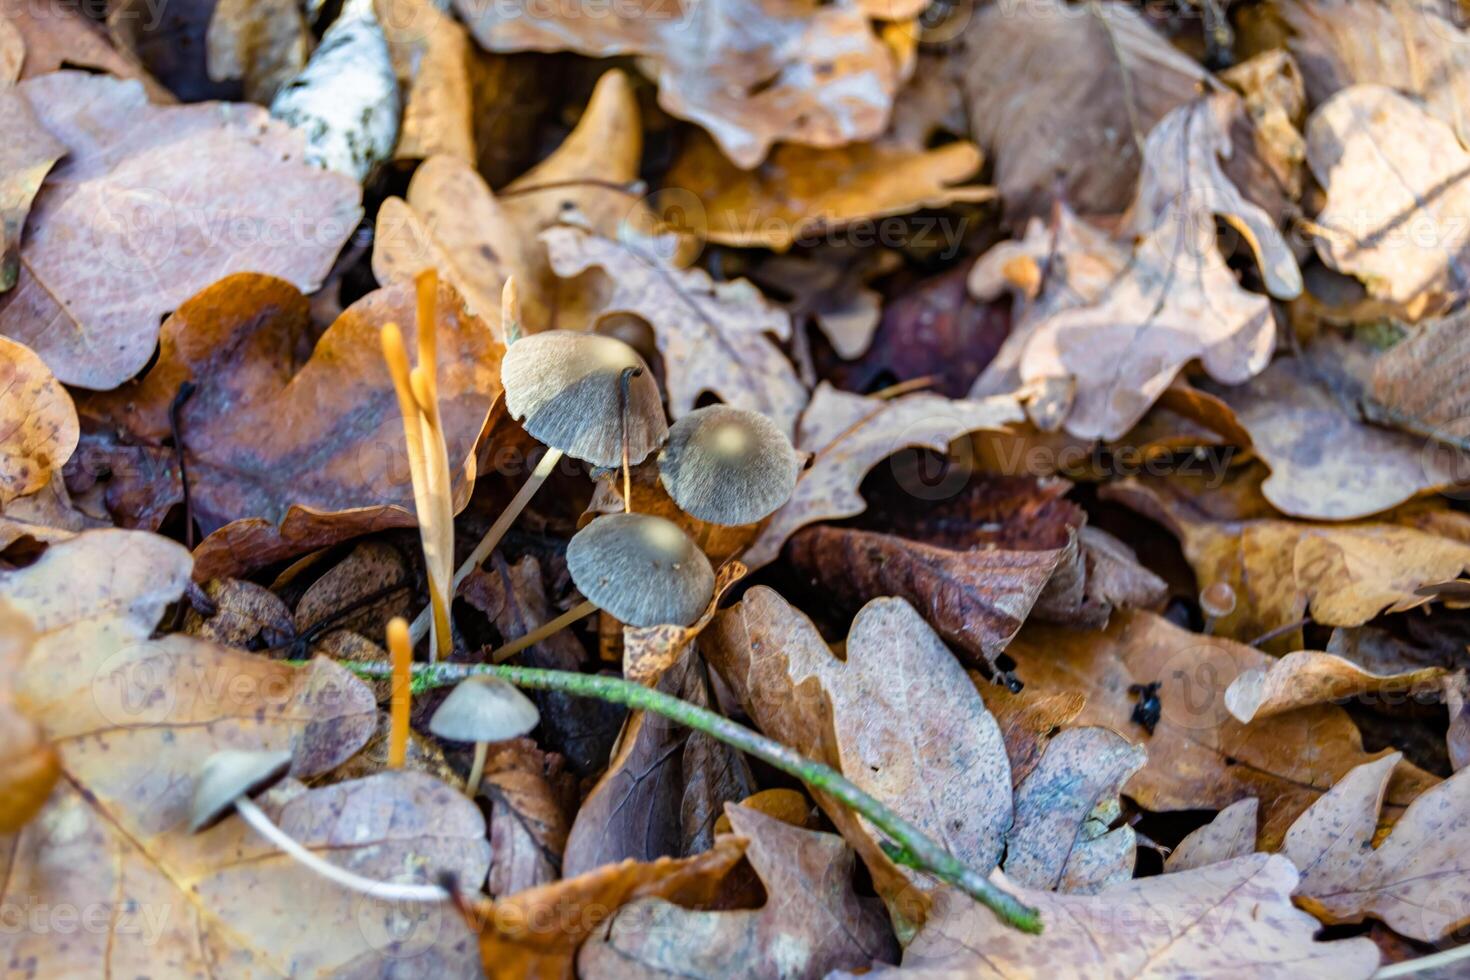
(378, 0, 475, 163)
(1368, 307, 1470, 448)
(0, 89, 63, 293)
(579, 805, 897, 979)
(854, 856, 1378, 978)
(707, 589, 1012, 921)
(1005, 610, 1438, 846)
(1225, 650, 1449, 723)
(0, 530, 488, 974)
(0, 335, 76, 504)
(1003, 727, 1144, 894)
(1283, 753, 1470, 942)
(0, 71, 361, 389)
(1306, 85, 1470, 319)
(482, 737, 572, 897)
(623, 561, 746, 686)
(1, 0, 170, 97)
(183, 577, 294, 649)
(742, 382, 1023, 569)
(456, 0, 897, 168)
(543, 225, 808, 435)
(955, 0, 1208, 223)
(975, 683, 1086, 790)
(1165, 797, 1259, 873)
(77, 274, 501, 571)
(206, 0, 309, 104)
(665, 131, 989, 251)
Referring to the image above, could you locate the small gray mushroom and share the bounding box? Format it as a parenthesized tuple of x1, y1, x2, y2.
(658, 405, 799, 525)
(566, 513, 715, 628)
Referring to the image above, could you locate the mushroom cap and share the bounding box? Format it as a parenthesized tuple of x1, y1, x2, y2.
(501, 331, 668, 467)
(567, 513, 715, 628)
(190, 749, 292, 832)
(429, 677, 541, 743)
(658, 405, 799, 525)
(1200, 582, 1237, 618)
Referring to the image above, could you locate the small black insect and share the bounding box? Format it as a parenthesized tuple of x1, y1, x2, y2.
(1128, 681, 1163, 734)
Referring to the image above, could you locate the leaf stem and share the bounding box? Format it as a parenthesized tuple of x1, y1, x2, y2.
(335, 657, 1042, 934)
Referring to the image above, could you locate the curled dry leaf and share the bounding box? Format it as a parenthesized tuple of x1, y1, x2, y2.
(0, 71, 361, 389)
(0, 335, 75, 504)
(1220, 49, 1307, 203)
(462, 835, 746, 979)
(1286, 0, 1470, 149)
(1215, 343, 1463, 520)
(1225, 650, 1449, 724)
(665, 130, 989, 251)
(1005, 610, 1438, 847)
(543, 225, 807, 435)
(955, 0, 1208, 223)
(377, 0, 475, 163)
(482, 737, 572, 897)
(0, 531, 489, 975)
(1306, 85, 1470, 319)
(1283, 753, 1470, 942)
(850, 856, 1378, 979)
(77, 274, 502, 574)
(1165, 797, 1259, 873)
(742, 382, 1023, 569)
(1106, 475, 1470, 651)
(0, 89, 63, 293)
(183, 577, 294, 649)
(579, 805, 897, 980)
(456, 0, 896, 168)
(623, 560, 747, 686)
(1004, 727, 1145, 894)
(706, 589, 1012, 925)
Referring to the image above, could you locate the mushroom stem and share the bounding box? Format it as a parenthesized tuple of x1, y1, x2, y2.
(387, 618, 412, 769)
(233, 798, 450, 902)
(408, 447, 564, 645)
(488, 598, 597, 664)
(329, 658, 1043, 935)
(619, 366, 638, 514)
(465, 741, 488, 797)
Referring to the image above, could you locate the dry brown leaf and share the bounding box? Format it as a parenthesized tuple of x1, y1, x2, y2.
(1286, 0, 1470, 148)
(1221, 49, 1307, 199)
(974, 683, 1086, 790)
(665, 130, 988, 251)
(293, 539, 412, 642)
(1283, 752, 1470, 942)
(1306, 85, 1470, 319)
(706, 589, 1012, 925)
(378, 0, 475, 163)
(0, 71, 361, 389)
(753, 249, 895, 362)
(565, 652, 751, 876)
(0, 89, 63, 294)
(0, 530, 489, 974)
(1004, 727, 1144, 894)
(543, 224, 808, 435)
(741, 382, 1022, 569)
(786, 474, 1082, 668)
(77, 274, 501, 571)
(956, 0, 1208, 223)
(0, 0, 170, 98)
(1216, 344, 1462, 520)
(623, 561, 747, 686)
(0, 335, 75, 505)
(0, 605, 55, 832)
(1165, 797, 1259, 872)
(482, 737, 572, 897)
(1225, 650, 1449, 723)
(852, 855, 1378, 978)
(182, 577, 294, 649)
(579, 805, 897, 979)
(456, 0, 897, 168)
(1105, 476, 1470, 651)
(1005, 610, 1438, 847)
(206, 0, 309, 103)
(463, 836, 746, 979)
(1368, 308, 1470, 448)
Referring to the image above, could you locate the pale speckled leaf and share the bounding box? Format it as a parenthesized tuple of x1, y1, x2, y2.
(1166, 798, 1259, 873)
(623, 561, 746, 686)
(1225, 650, 1448, 723)
(0, 336, 76, 504)
(0, 89, 63, 294)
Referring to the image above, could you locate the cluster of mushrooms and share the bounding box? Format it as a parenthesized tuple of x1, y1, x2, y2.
(184, 283, 802, 903)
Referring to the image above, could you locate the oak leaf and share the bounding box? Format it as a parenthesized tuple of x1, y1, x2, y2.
(741, 382, 1022, 569)
(455, 0, 897, 168)
(578, 804, 897, 979)
(0, 335, 75, 504)
(1225, 650, 1449, 723)
(1165, 797, 1259, 872)
(1283, 752, 1470, 942)
(0, 71, 361, 389)
(852, 855, 1378, 978)
(1368, 307, 1470, 453)
(543, 224, 808, 435)
(77, 273, 502, 576)
(1005, 610, 1438, 846)
(0, 0, 170, 97)
(1306, 85, 1470, 319)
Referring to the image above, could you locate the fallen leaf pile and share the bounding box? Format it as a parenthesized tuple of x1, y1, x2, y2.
(5, 1, 1470, 975)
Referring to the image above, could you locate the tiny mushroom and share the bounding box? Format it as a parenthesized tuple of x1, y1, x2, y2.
(657, 404, 800, 525)
(429, 677, 541, 797)
(1200, 582, 1237, 635)
(189, 748, 451, 902)
(567, 512, 715, 628)
(411, 328, 669, 642)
